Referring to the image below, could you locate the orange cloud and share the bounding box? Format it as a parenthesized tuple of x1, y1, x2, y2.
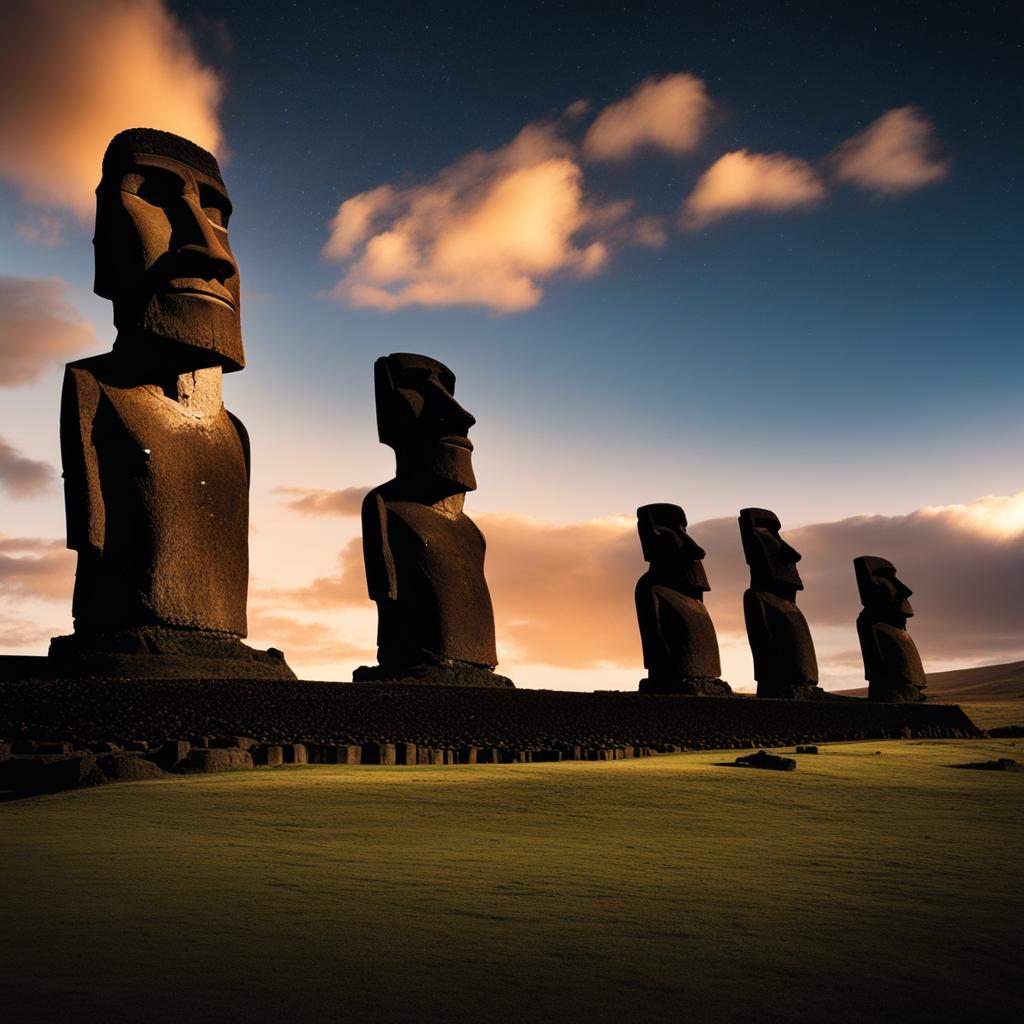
(246, 610, 374, 670)
(324, 119, 652, 314)
(0, 439, 55, 499)
(0, 0, 224, 217)
(0, 537, 75, 602)
(583, 73, 712, 162)
(274, 486, 369, 517)
(831, 106, 949, 195)
(0, 277, 96, 386)
(682, 150, 827, 228)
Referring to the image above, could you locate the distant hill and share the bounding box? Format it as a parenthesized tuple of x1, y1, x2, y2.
(837, 660, 1024, 701)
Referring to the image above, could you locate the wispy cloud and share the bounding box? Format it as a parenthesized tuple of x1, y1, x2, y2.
(0, 0, 224, 217)
(831, 106, 950, 195)
(0, 439, 55, 498)
(582, 73, 712, 162)
(0, 537, 75, 602)
(0, 277, 96, 386)
(274, 486, 370, 517)
(682, 150, 827, 228)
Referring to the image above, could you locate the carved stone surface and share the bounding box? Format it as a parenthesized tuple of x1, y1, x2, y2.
(358, 353, 511, 687)
(53, 128, 293, 680)
(739, 507, 824, 699)
(855, 555, 927, 703)
(634, 504, 731, 695)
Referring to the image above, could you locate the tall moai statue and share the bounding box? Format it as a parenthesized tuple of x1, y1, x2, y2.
(635, 504, 731, 695)
(354, 353, 513, 688)
(739, 508, 824, 699)
(49, 128, 294, 679)
(855, 556, 927, 702)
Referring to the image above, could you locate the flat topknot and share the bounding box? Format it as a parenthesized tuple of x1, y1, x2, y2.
(101, 128, 223, 184)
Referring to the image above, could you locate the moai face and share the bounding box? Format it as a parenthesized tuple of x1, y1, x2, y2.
(637, 504, 710, 595)
(93, 128, 244, 372)
(374, 353, 477, 492)
(855, 556, 914, 624)
(739, 507, 804, 595)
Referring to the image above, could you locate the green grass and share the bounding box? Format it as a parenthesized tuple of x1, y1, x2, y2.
(958, 699, 1024, 729)
(2, 740, 1021, 1023)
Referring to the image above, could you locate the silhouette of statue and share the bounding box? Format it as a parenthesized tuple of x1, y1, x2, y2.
(49, 128, 294, 679)
(855, 556, 927, 702)
(739, 508, 823, 699)
(635, 504, 731, 695)
(354, 353, 513, 687)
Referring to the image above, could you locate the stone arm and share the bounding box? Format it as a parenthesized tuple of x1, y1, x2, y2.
(743, 588, 776, 684)
(226, 410, 251, 484)
(635, 579, 670, 671)
(856, 614, 883, 683)
(59, 366, 105, 555)
(361, 489, 398, 602)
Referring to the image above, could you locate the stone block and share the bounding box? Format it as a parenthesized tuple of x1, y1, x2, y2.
(146, 740, 191, 771)
(362, 742, 396, 766)
(282, 743, 308, 765)
(458, 747, 478, 764)
(97, 753, 166, 781)
(395, 743, 418, 765)
(796, 745, 819, 754)
(179, 747, 254, 773)
(253, 744, 284, 767)
(734, 750, 797, 771)
(0, 741, 11, 762)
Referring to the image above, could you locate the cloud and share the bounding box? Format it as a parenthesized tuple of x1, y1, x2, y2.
(272, 492, 1024, 679)
(0, 0, 224, 217)
(0, 277, 97, 386)
(324, 118, 657, 314)
(274, 486, 369, 517)
(17, 213, 66, 247)
(831, 106, 949, 195)
(583, 73, 712, 162)
(682, 150, 827, 228)
(0, 537, 75, 602)
(0, 438, 55, 498)
(246, 610, 374, 669)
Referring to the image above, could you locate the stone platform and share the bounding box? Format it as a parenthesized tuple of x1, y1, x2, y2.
(0, 677, 980, 753)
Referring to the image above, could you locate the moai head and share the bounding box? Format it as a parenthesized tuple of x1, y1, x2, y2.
(855, 556, 914, 627)
(739, 507, 804, 598)
(637, 504, 710, 598)
(94, 128, 244, 372)
(374, 353, 477, 493)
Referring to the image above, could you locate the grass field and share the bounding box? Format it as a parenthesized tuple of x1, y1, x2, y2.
(958, 700, 1024, 729)
(2, 739, 1021, 1023)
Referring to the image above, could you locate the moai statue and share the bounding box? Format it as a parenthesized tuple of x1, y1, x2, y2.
(739, 508, 824, 699)
(354, 353, 513, 687)
(855, 556, 927, 702)
(49, 128, 294, 679)
(635, 504, 731, 695)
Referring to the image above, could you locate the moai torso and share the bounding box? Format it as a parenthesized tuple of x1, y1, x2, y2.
(743, 589, 819, 694)
(62, 355, 249, 636)
(363, 491, 497, 668)
(636, 581, 722, 679)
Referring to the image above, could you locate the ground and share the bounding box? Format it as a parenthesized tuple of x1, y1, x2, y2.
(2, 739, 1021, 1023)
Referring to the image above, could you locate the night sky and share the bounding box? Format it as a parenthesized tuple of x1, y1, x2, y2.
(0, 1, 1020, 688)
